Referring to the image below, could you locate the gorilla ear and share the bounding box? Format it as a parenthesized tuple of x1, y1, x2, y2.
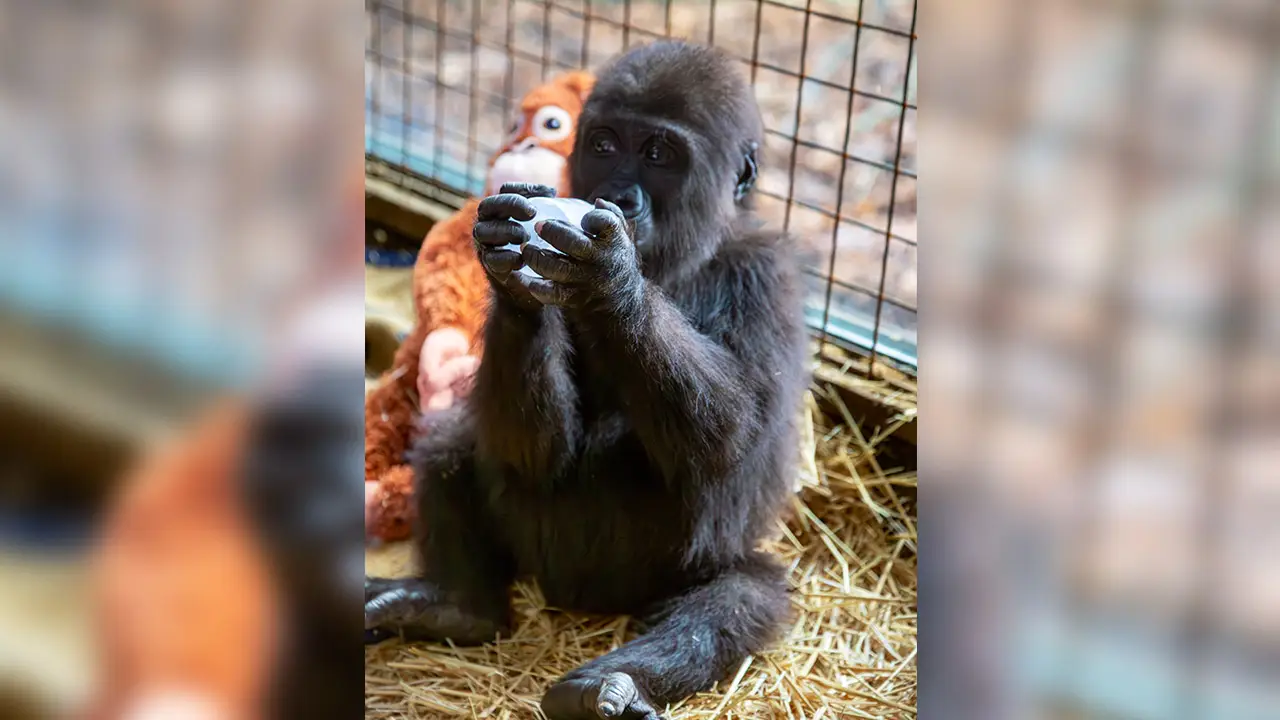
(734, 142, 759, 203)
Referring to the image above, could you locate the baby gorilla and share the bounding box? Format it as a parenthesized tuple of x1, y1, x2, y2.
(366, 41, 807, 719)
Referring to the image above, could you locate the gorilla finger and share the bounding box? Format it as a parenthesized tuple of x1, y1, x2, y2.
(581, 208, 630, 247)
(523, 245, 589, 283)
(473, 219, 528, 247)
(595, 673, 642, 718)
(477, 193, 537, 221)
(592, 197, 628, 225)
(535, 219, 594, 259)
(479, 247, 523, 276)
(493, 272, 540, 309)
(364, 589, 409, 628)
(365, 577, 398, 603)
(499, 182, 556, 199)
(517, 274, 580, 308)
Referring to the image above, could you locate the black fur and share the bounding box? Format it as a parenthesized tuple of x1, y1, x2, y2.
(366, 41, 807, 719)
(242, 367, 365, 720)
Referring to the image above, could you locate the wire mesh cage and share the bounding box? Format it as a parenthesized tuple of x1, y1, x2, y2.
(365, 0, 917, 375)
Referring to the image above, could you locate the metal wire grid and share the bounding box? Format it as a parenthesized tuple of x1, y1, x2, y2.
(366, 0, 918, 376)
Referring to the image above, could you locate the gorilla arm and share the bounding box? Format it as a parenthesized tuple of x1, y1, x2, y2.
(525, 204, 791, 482)
(470, 186, 583, 478)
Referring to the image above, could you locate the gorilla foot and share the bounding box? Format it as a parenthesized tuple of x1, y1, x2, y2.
(542, 672, 663, 720)
(364, 577, 505, 645)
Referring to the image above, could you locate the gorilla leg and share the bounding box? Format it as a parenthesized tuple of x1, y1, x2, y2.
(541, 554, 789, 720)
(364, 576, 505, 645)
(365, 414, 514, 644)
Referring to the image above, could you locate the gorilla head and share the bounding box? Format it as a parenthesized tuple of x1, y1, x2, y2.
(570, 41, 763, 270)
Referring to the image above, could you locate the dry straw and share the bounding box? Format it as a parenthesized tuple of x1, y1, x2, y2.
(366, 373, 918, 719)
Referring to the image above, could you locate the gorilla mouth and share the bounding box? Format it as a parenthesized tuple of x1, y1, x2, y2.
(626, 214, 649, 248)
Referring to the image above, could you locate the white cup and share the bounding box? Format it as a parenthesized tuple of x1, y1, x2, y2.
(498, 197, 595, 279)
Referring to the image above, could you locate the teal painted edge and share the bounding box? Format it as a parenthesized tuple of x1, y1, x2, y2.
(1019, 611, 1280, 720)
(366, 121, 485, 197)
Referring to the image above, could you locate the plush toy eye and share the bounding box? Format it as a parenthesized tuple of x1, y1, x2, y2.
(531, 106, 572, 142)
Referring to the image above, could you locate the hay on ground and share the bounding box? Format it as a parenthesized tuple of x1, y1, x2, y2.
(365, 376, 918, 719)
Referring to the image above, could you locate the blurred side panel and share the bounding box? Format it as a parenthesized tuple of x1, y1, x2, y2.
(0, 0, 364, 718)
(923, 0, 1280, 718)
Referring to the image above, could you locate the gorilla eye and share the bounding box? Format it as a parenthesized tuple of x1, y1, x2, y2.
(589, 130, 619, 156)
(643, 140, 674, 167)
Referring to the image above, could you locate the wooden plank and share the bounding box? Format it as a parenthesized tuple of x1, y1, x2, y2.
(0, 311, 216, 496)
(812, 342, 917, 445)
(364, 157, 469, 239)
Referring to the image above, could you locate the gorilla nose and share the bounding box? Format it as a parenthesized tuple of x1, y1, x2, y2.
(594, 185, 646, 219)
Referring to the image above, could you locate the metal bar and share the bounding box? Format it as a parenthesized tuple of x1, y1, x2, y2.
(753, 59, 917, 109)
(431, 80, 509, 104)
(399, 0, 410, 168)
(624, 0, 633, 48)
(816, 0, 867, 358)
(468, 0, 483, 189)
(802, 266, 917, 313)
(759, 0, 916, 40)
(749, 0, 764, 84)
(865, 0, 916, 376)
(372, 1, 385, 137)
(399, 118, 496, 145)
(764, 128, 918, 178)
(432, 0, 447, 178)
(780, 0, 814, 233)
(581, 0, 591, 67)
(542, 0, 553, 81)
(756, 189, 917, 247)
(388, 4, 675, 53)
(544, 2, 669, 41)
(391, 13, 593, 74)
(503, 0, 517, 135)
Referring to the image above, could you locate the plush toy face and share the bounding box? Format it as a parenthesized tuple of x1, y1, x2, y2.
(486, 71, 594, 196)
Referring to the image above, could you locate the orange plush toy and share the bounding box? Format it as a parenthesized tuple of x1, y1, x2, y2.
(364, 71, 594, 543)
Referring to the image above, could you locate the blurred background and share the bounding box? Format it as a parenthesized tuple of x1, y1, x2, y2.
(0, 1, 361, 717)
(926, 0, 1280, 718)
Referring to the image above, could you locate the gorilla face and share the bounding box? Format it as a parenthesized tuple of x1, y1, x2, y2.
(574, 116, 690, 249)
(570, 41, 763, 263)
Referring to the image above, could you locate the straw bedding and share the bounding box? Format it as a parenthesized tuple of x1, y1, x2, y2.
(365, 378, 918, 719)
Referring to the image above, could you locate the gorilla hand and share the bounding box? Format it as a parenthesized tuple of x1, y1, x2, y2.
(473, 182, 558, 309)
(519, 198, 643, 312)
